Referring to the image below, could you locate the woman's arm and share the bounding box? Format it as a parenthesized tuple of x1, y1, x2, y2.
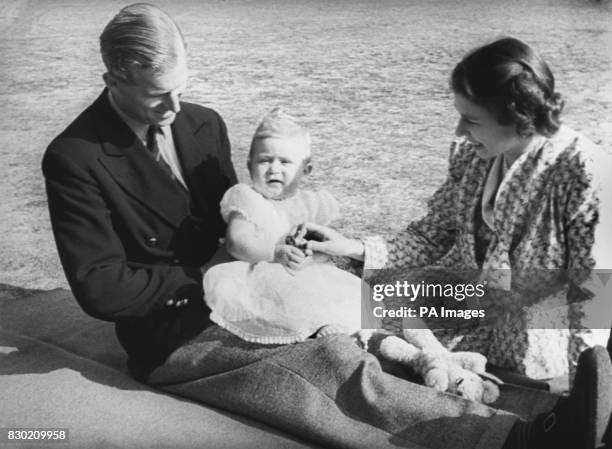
(305, 179, 459, 269)
(365, 141, 475, 270)
(308, 140, 470, 270)
(305, 223, 365, 260)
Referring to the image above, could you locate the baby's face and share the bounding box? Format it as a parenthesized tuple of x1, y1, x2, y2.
(249, 136, 311, 200)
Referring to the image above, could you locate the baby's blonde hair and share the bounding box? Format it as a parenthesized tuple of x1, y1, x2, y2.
(248, 108, 311, 165)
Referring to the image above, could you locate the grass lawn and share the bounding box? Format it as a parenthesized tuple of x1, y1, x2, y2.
(1, 0, 611, 290)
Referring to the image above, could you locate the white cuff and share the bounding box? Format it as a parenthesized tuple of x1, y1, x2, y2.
(363, 235, 389, 270)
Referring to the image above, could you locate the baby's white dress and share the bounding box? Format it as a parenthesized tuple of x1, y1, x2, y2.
(203, 184, 363, 344)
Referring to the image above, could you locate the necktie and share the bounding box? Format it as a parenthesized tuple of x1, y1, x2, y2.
(146, 126, 175, 179)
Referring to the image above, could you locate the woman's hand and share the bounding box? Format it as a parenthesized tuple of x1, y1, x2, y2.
(304, 223, 365, 261)
(274, 244, 312, 274)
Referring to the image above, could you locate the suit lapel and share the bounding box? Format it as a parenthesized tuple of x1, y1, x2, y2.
(93, 91, 190, 227)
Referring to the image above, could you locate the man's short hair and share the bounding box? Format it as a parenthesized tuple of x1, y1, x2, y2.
(100, 3, 185, 83)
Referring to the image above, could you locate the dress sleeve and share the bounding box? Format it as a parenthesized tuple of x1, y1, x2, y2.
(363, 140, 467, 270)
(220, 184, 264, 225)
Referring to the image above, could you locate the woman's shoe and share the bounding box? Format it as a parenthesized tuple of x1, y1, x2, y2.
(531, 345, 612, 449)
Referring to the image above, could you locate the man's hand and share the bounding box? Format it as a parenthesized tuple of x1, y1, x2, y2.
(274, 244, 312, 274)
(304, 222, 365, 260)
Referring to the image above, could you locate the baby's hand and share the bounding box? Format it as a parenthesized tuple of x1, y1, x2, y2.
(274, 244, 312, 274)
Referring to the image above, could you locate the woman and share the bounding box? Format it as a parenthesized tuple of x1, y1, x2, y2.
(307, 37, 612, 381)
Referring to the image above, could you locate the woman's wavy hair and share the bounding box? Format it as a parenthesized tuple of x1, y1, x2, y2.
(451, 37, 564, 137)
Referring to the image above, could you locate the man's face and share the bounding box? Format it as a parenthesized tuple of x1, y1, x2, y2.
(106, 54, 188, 127)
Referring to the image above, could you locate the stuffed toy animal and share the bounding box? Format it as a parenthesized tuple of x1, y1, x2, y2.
(288, 225, 502, 403)
(358, 328, 501, 404)
(285, 224, 310, 250)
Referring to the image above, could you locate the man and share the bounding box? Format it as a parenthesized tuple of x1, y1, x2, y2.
(42, 3, 236, 379)
(43, 4, 611, 449)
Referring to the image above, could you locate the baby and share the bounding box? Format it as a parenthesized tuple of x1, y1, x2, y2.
(203, 108, 365, 344)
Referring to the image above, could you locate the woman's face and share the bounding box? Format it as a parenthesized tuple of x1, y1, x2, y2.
(453, 93, 528, 161)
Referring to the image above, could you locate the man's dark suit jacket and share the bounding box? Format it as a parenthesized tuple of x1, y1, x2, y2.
(42, 90, 237, 378)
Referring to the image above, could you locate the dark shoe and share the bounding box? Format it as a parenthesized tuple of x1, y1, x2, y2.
(531, 345, 612, 449)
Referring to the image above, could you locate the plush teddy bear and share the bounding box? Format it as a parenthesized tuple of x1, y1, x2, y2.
(358, 328, 501, 404)
(288, 224, 502, 403)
